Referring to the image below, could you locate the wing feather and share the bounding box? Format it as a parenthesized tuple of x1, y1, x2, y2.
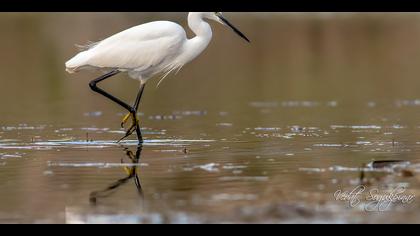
(73, 21, 186, 71)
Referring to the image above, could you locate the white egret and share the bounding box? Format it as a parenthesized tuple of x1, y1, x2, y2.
(65, 12, 250, 144)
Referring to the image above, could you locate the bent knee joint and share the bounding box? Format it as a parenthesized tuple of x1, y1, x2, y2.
(89, 81, 98, 90)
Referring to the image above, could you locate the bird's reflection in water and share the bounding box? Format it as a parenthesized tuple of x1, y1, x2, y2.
(89, 145, 144, 205)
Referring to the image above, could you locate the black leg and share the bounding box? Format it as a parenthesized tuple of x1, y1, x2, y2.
(89, 70, 134, 113)
(118, 84, 146, 143)
(89, 70, 144, 143)
(134, 84, 146, 111)
(133, 84, 146, 142)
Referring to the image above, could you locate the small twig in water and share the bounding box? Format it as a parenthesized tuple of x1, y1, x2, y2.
(359, 164, 366, 184)
(86, 133, 93, 142)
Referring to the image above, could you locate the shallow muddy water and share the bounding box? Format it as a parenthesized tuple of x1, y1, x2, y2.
(1, 13, 420, 223)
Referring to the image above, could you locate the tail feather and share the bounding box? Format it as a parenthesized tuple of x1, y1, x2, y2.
(65, 51, 91, 74)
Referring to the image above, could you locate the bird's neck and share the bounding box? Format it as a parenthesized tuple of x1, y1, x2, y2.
(188, 13, 212, 39)
(183, 14, 213, 63)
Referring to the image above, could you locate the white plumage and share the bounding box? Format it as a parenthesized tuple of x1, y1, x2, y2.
(66, 12, 249, 85)
(66, 21, 185, 81)
(65, 13, 230, 84)
(64, 12, 249, 143)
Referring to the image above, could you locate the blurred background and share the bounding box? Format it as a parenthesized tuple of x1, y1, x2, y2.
(1, 13, 420, 223)
(1, 13, 420, 125)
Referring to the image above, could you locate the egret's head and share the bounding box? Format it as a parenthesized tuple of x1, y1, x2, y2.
(201, 12, 250, 43)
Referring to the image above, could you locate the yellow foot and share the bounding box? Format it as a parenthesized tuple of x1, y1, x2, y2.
(118, 113, 140, 143)
(121, 112, 138, 128)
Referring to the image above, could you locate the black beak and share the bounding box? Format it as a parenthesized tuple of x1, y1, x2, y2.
(217, 15, 250, 43)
